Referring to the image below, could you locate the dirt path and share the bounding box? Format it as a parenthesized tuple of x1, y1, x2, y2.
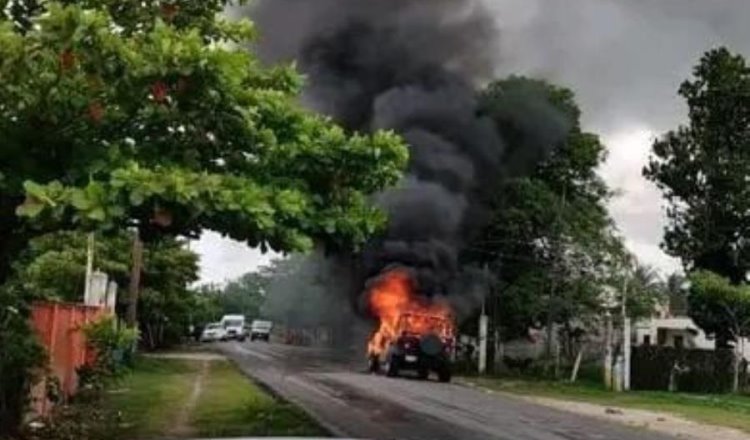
(165, 359, 210, 438)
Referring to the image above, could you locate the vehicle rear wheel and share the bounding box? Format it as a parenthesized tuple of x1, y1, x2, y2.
(437, 365, 451, 383)
(368, 355, 380, 373)
(386, 356, 400, 377)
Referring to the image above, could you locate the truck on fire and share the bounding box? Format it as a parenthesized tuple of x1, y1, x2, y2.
(368, 311, 455, 382)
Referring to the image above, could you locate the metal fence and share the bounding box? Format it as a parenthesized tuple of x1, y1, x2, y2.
(28, 301, 106, 417)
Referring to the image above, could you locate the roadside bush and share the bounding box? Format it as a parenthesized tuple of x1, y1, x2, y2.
(80, 317, 138, 390)
(22, 397, 120, 440)
(631, 346, 739, 393)
(0, 284, 44, 438)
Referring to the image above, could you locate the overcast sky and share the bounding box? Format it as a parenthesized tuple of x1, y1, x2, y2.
(195, 0, 750, 284)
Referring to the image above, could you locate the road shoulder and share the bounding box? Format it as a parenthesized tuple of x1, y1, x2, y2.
(459, 378, 750, 440)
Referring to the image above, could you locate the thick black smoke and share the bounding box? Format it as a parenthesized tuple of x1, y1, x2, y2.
(248, 0, 572, 318)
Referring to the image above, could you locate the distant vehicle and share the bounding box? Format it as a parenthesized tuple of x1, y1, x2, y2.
(200, 323, 227, 342)
(249, 320, 273, 342)
(369, 312, 455, 382)
(221, 314, 246, 341)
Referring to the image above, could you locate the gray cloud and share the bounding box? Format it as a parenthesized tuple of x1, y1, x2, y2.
(489, 0, 750, 132)
(198, 1, 750, 283)
(486, 0, 750, 274)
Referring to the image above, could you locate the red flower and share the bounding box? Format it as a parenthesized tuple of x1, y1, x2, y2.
(160, 3, 179, 21)
(151, 207, 173, 227)
(59, 49, 76, 71)
(88, 101, 105, 123)
(151, 81, 168, 103)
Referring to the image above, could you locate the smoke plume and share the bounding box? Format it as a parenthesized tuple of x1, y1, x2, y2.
(247, 0, 572, 319)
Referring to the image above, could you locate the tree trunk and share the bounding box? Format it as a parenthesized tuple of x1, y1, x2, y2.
(157, 321, 165, 349)
(146, 322, 156, 350)
(668, 362, 678, 392)
(570, 346, 584, 383)
(554, 338, 562, 379)
(733, 346, 741, 393)
(126, 231, 143, 328)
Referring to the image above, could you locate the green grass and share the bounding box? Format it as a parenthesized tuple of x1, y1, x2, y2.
(104, 357, 325, 439)
(469, 376, 750, 433)
(191, 360, 325, 438)
(105, 358, 199, 439)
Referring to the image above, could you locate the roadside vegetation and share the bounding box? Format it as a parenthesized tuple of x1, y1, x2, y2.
(0, 0, 406, 435)
(191, 360, 324, 438)
(106, 358, 198, 439)
(27, 356, 324, 440)
(113, 357, 324, 439)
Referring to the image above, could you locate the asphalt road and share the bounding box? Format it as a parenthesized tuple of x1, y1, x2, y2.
(220, 341, 677, 440)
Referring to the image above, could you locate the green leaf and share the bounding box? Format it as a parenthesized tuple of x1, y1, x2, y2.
(129, 190, 145, 207)
(87, 207, 107, 221)
(16, 197, 45, 218)
(70, 190, 90, 210)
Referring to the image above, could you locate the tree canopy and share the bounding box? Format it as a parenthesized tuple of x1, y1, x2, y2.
(0, 0, 408, 284)
(688, 269, 750, 391)
(14, 231, 202, 349)
(689, 270, 750, 347)
(199, 271, 269, 321)
(468, 77, 630, 340)
(645, 47, 750, 284)
(0, 3, 406, 432)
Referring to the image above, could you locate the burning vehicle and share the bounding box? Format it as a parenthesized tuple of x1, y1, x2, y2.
(250, 0, 572, 381)
(366, 269, 456, 382)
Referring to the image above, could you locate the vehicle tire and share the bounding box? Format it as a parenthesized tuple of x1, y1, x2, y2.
(368, 355, 380, 374)
(386, 356, 400, 377)
(437, 364, 452, 383)
(250, 334, 256, 341)
(417, 366, 429, 380)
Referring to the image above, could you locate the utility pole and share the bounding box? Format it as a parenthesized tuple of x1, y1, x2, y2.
(604, 310, 613, 389)
(126, 229, 144, 329)
(622, 272, 631, 391)
(478, 264, 489, 375)
(83, 232, 95, 304)
(545, 187, 566, 374)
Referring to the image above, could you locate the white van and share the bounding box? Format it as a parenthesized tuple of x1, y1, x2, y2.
(220, 314, 246, 341)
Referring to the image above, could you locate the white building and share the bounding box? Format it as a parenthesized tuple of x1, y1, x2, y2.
(634, 316, 750, 361)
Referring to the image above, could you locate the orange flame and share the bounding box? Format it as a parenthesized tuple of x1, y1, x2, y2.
(366, 269, 454, 357)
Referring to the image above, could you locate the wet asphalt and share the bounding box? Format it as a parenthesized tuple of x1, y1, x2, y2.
(219, 341, 678, 440)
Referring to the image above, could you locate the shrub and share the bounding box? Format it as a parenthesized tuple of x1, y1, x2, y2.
(631, 346, 739, 393)
(80, 317, 138, 389)
(0, 284, 44, 438)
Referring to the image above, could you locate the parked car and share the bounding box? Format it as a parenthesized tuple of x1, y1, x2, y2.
(200, 323, 227, 342)
(249, 320, 273, 341)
